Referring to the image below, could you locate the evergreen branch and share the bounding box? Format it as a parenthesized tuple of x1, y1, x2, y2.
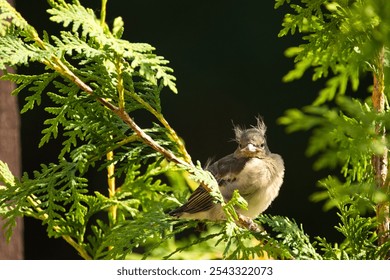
(85, 134, 140, 165)
(26, 194, 92, 260)
(164, 232, 224, 260)
(277, 0, 390, 260)
(1, 159, 101, 259)
(62, 234, 91, 260)
(33, 48, 189, 168)
(0, 161, 16, 189)
(257, 215, 321, 260)
(52, 31, 103, 58)
(124, 88, 192, 163)
(0, 72, 58, 114)
(47, 1, 107, 42)
(112, 16, 124, 39)
(276, 0, 375, 104)
(0, 0, 34, 35)
(114, 108, 191, 166)
(25, 29, 191, 169)
(1, 0, 188, 167)
(0, 35, 46, 69)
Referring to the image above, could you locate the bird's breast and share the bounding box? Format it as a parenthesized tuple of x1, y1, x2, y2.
(234, 158, 268, 187)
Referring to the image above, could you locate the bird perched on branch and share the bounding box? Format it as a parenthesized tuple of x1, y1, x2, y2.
(169, 117, 284, 221)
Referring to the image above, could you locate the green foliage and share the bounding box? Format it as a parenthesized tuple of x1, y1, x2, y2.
(258, 215, 321, 260)
(315, 203, 390, 260)
(278, 0, 390, 104)
(0, 0, 184, 259)
(276, 0, 390, 259)
(280, 97, 386, 178)
(1, 0, 389, 260)
(0, 0, 309, 260)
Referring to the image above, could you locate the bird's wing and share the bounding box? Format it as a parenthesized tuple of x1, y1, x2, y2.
(170, 154, 249, 216)
(169, 185, 215, 216)
(208, 154, 248, 182)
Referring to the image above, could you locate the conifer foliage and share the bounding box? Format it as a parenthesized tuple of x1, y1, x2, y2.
(277, 0, 390, 259)
(0, 0, 390, 259)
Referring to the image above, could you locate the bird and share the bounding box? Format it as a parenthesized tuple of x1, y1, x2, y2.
(169, 117, 285, 221)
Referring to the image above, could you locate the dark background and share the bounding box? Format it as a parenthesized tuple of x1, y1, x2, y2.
(15, 0, 340, 259)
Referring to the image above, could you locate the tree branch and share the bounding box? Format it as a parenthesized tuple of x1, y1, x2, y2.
(26, 195, 92, 259)
(372, 46, 390, 252)
(45, 55, 193, 168)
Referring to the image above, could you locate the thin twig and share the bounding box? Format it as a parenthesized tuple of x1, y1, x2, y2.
(107, 149, 117, 224)
(237, 214, 262, 233)
(100, 0, 107, 28)
(125, 89, 192, 163)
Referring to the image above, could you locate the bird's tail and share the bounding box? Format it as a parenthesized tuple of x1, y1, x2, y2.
(168, 206, 184, 217)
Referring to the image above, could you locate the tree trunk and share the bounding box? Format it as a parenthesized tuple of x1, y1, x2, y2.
(0, 3, 24, 257)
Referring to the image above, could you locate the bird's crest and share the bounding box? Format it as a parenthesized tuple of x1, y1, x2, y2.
(254, 116, 267, 135)
(233, 116, 267, 142)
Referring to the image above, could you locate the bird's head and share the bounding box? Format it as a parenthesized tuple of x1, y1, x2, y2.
(233, 117, 270, 159)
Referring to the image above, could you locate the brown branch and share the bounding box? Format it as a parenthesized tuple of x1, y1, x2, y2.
(14, 1, 195, 172)
(114, 108, 190, 166)
(125, 89, 192, 164)
(372, 46, 390, 253)
(237, 214, 262, 233)
(47, 57, 192, 168)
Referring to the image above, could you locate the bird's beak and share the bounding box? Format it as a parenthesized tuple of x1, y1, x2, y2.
(236, 143, 269, 158)
(236, 143, 260, 157)
(246, 143, 257, 153)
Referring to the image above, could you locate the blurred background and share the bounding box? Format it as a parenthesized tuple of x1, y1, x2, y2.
(15, 0, 341, 259)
